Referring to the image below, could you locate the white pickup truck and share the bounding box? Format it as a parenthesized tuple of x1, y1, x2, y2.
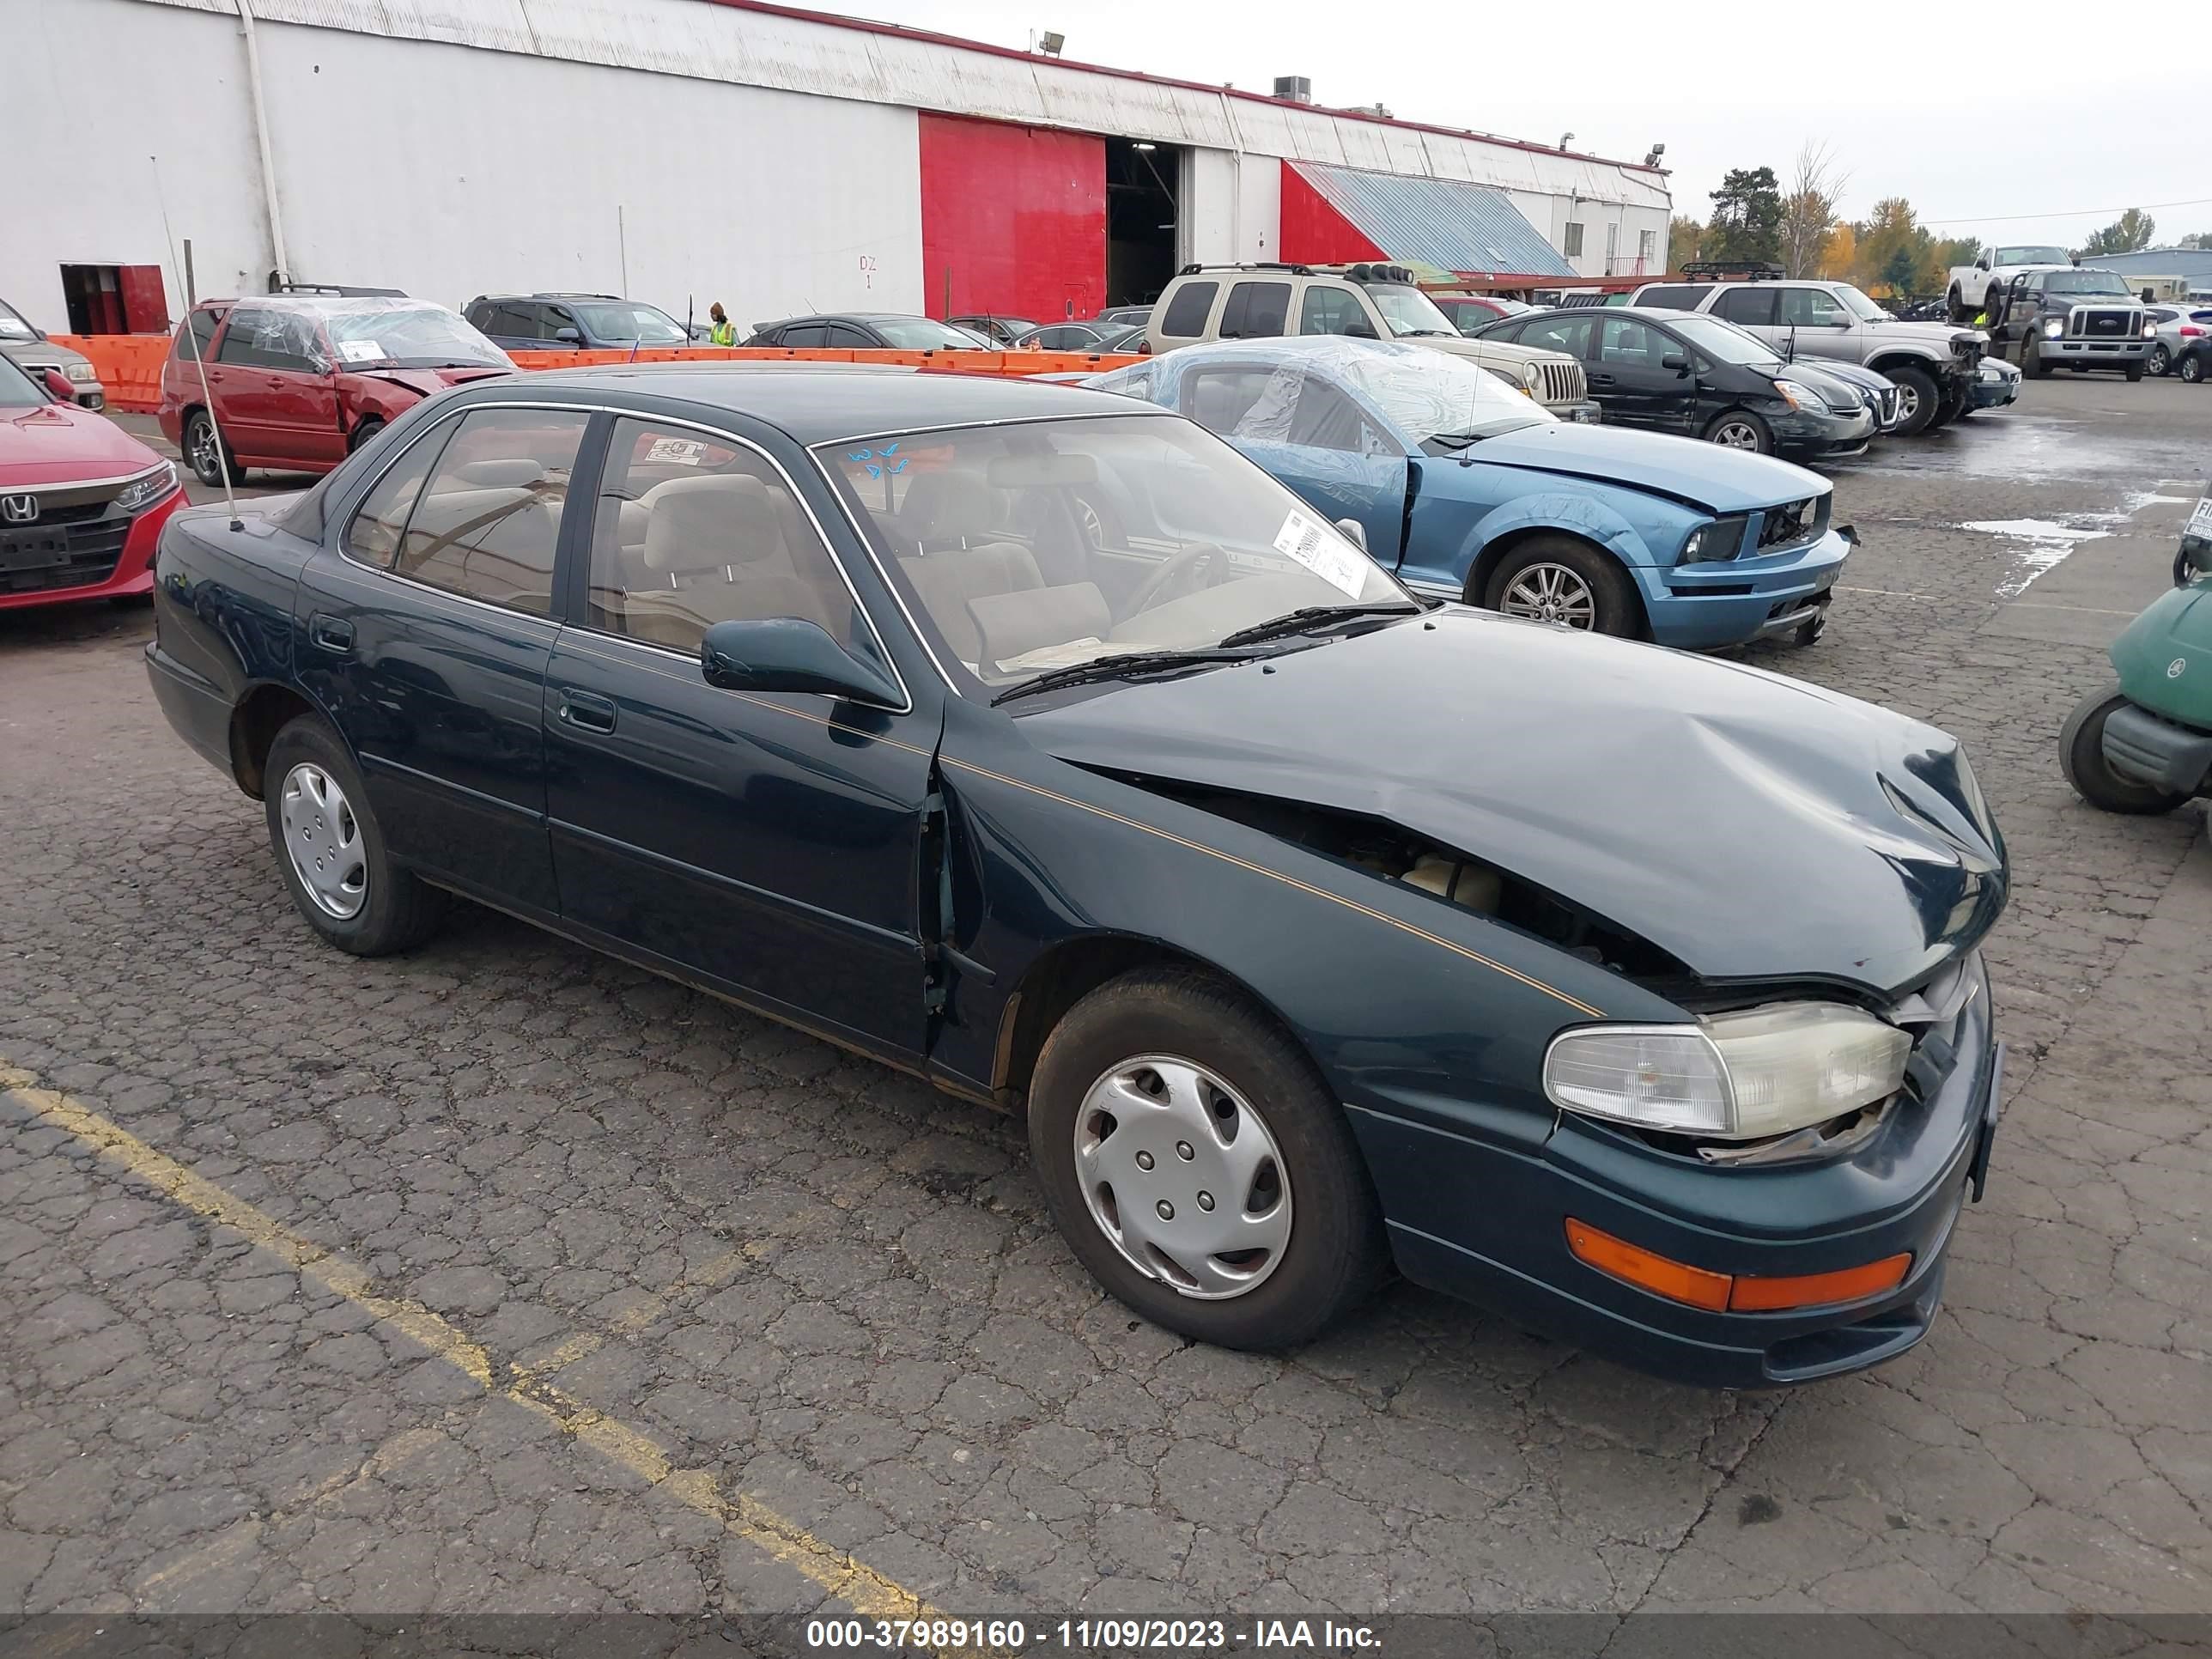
(1947, 245, 2076, 322)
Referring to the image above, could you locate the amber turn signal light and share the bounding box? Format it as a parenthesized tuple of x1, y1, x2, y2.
(1565, 1219, 1911, 1315)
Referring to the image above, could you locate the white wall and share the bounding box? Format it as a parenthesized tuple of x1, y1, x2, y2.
(4, 0, 926, 331)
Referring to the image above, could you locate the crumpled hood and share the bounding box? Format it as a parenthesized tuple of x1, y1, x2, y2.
(348, 365, 510, 398)
(0, 399, 164, 489)
(1020, 609, 2005, 996)
(1467, 422, 1827, 514)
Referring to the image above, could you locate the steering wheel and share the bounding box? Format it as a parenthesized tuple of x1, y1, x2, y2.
(1119, 542, 1226, 622)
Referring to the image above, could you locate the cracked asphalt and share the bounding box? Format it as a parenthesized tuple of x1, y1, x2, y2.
(3, 383, 2209, 1626)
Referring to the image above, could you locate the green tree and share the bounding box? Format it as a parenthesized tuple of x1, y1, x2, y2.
(1854, 197, 1937, 297)
(1881, 246, 1922, 299)
(1705, 167, 1784, 264)
(2076, 209, 2156, 257)
(1668, 216, 1705, 271)
(1932, 235, 1982, 270)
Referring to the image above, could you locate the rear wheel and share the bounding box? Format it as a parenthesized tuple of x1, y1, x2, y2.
(263, 716, 449, 954)
(182, 410, 241, 487)
(1948, 285, 1969, 325)
(1887, 365, 1941, 434)
(2183, 352, 2209, 386)
(2058, 686, 2189, 814)
(1482, 535, 1642, 638)
(1026, 968, 1389, 1350)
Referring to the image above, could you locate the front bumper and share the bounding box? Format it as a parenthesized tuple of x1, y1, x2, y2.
(1972, 372, 2021, 410)
(1352, 967, 2001, 1388)
(2102, 702, 2212, 797)
(1771, 404, 1875, 460)
(0, 485, 180, 611)
(2039, 337, 2150, 368)
(1634, 524, 1852, 651)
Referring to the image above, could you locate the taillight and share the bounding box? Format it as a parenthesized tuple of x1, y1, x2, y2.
(2183, 326, 2206, 338)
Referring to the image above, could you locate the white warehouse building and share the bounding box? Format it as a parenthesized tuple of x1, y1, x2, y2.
(9, 0, 1672, 337)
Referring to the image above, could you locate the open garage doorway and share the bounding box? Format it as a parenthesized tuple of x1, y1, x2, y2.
(1106, 138, 1179, 309)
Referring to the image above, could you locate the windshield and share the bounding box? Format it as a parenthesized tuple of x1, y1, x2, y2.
(817, 414, 1410, 699)
(1364, 285, 1458, 338)
(569, 301, 689, 343)
(874, 318, 987, 350)
(1665, 313, 1786, 368)
(1834, 286, 1890, 321)
(1337, 348, 1552, 445)
(1996, 246, 2069, 266)
(325, 303, 512, 368)
(0, 352, 46, 406)
(2044, 270, 2131, 295)
(0, 300, 36, 343)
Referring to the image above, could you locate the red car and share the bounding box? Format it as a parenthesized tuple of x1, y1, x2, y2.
(1, 352, 184, 611)
(158, 296, 513, 485)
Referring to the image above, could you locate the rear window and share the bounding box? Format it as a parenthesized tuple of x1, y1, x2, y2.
(1159, 281, 1219, 338)
(1219, 282, 1291, 340)
(1633, 286, 1705, 312)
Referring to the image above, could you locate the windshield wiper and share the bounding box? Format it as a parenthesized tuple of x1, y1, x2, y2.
(989, 648, 1255, 707)
(1215, 602, 1423, 649)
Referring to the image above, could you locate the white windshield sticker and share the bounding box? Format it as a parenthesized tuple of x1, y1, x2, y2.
(1271, 509, 1367, 597)
(335, 339, 383, 363)
(2191, 497, 2212, 539)
(645, 437, 708, 466)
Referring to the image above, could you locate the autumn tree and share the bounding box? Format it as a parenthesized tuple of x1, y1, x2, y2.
(1779, 143, 1849, 278)
(2076, 209, 2156, 257)
(1932, 235, 1982, 271)
(1668, 216, 1705, 271)
(1819, 222, 1858, 279)
(1706, 167, 1784, 264)
(1854, 197, 1937, 297)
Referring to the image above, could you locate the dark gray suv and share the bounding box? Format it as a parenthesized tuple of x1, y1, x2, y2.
(464, 294, 702, 351)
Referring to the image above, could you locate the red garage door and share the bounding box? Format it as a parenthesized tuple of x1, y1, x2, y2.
(920, 113, 1103, 326)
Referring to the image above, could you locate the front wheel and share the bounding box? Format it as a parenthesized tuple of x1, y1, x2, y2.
(2023, 336, 2050, 379)
(263, 716, 449, 954)
(1703, 409, 1775, 453)
(1887, 365, 1941, 434)
(2148, 343, 2172, 376)
(1027, 968, 1389, 1350)
(349, 416, 386, 453)
(1482, 535, 1642, 638)
(2124, 362, 2146, 383)
(2058, 686, 2190, 814)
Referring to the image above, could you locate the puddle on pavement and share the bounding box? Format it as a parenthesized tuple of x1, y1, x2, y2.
(1958, 516, 2115, 598)
(1837, 413, 2208, 486)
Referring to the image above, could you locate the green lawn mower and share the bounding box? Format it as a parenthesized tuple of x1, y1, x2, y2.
(2063, 495, 2212, 814)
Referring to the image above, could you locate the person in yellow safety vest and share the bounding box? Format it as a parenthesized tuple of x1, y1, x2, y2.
(707, 303, 738, 347)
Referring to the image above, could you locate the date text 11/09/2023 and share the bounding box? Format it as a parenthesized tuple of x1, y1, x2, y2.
(805, 1618, 1383, 1650)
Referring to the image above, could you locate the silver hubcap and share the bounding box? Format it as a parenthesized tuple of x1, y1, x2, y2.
(1896, 384, 1921, 419)
(279, 763, 368, 919)
(188, 420, 219, 476)
(1713, 421, 1761, 449)
(1499, 562, 1598, 629)
(1073, 1055, 1292, 1300)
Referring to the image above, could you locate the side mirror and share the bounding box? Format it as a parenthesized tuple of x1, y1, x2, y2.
(41, 368, 76, 403)
(553, 326, 583, 345)
(1976, 258, 1990, 271)
(1661, 351, 1688, 372)
(700, 617, 902, 707)
(1334, 518, 1368, 551)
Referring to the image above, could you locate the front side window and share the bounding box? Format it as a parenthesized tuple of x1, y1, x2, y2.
(1158, 281, 1218, 337)
(1598, 319, 1668, 364)
(1712, 287, 1778, 326)
(387, 407, 587, 614)
(1779, 287, 1850, 327)
(1298, 287, 1369, 337)
(1220, 283, 1291, 340)
(587, 417, 860, 654)
(214, 308, 307, 369)
(817, 414, 1412, 695)
(568, 301, 688, 344)
(1362, 286, 1458, 339)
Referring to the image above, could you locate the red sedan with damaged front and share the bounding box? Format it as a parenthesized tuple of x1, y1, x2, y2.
(158, 296, 512, 486)
(0, 353, 184, 610)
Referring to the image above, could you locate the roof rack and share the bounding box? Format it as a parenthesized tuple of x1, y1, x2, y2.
(268, 280, 408, 297)
(532, 291, 623, 300)
(1179, 262, 1314, 276)
(1677, 260, 1787, 283)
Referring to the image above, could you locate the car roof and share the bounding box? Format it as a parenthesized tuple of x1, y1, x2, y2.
(496, 362, 1163, 444)
(206, 295, 450, 313)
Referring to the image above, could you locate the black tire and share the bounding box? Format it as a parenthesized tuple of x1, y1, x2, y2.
(1925, 386, 1962, 431)
(181, 409, 242, 488)
(2183, 352, 2208, 386)
(1947, 286, 1968, 325)
(2058, 687, 2188, 815)
(1701, 409, 1774, 453)
(2124, 362, 2146, 383)
(1027, 967, 1389, 1351)
(262, 715, 448, 955)
(2148, 343, 2172, 377)
(2022, 336, 2049, 380)
(1480, 534, 1643, 638)
(348, 416, 386, 453)
(1887, 365, 1942, 434)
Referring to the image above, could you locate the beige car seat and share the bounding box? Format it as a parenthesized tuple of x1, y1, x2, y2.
(894, 470, 1045, 664)
(618, 474, 843, 651)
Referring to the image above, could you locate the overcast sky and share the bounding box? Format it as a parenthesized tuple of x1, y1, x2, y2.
(862, 0, 2209, 252)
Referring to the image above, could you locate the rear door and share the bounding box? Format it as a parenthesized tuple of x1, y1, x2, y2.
(1707, 284, 1783, 353)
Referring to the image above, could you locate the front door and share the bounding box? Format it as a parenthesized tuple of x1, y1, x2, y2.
(293, 402, 592, 916)
(1775, 285, 1858, 364)
(543, 413, 940, 1057)
(1591, 316, 1698, 434)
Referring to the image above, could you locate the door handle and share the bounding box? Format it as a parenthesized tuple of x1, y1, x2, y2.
(308, 613, 354, 654)
(557, 689, 617, 733)
(1589, 372, 1616, 386)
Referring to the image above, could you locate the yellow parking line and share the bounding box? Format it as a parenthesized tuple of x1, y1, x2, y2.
(1, 1063, 945, 1631)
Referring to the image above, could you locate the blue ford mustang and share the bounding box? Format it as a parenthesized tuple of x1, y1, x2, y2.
(1088, 337, 1855, 649)
(144, 365, 2003, 1385)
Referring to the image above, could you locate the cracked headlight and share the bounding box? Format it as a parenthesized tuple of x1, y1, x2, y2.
(1544, 1003, 1912, 1142)
(1680, 515, 1749, 562)
(115, 461, 178, 514)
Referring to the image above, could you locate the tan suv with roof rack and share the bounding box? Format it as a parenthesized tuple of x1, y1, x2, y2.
(1147, 262, 1600, 422)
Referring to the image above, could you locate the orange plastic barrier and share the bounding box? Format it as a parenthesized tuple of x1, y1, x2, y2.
(52, 335, 1145, 415)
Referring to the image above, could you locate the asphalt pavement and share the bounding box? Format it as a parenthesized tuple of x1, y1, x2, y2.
(3, 381, 2209, 1632)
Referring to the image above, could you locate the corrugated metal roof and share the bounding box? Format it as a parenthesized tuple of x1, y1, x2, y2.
(1289, 161, 1575, 279)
